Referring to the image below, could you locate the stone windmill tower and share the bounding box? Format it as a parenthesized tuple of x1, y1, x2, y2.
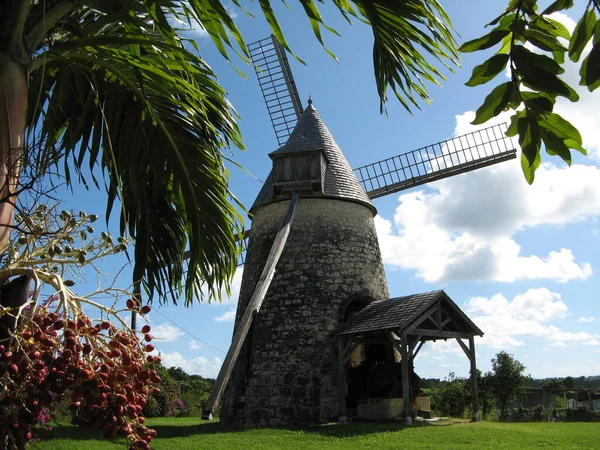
(203, 36, 515, 425)
(220, 100, 389, 425)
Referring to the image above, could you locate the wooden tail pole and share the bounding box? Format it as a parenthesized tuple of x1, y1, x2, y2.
(202, 193, 300, 420)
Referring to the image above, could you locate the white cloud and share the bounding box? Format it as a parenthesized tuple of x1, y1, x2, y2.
(465, 288, 599, 349)
(375, 108, 598, 284)
(577, 316, 595, 323)
(161, 351, 222, 378)
(214, 308, 236, 322)
(189, 340, 203, 350)
(390, 12, 598, 284)
(152, 323, 184, 342)
(466, 288, 568, 322)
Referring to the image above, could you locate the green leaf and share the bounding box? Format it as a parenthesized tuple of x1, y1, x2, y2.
(539, 112, 585, 153)
(472, 82, 514, 125)
(459, 30, 511, 53)
(532, 17, 571, 40)
(579, 41, 600, 91)
(518, 112, 542, 184)
(511, 46, 578, 101)
(522, 92, 555, 114)
(506, 110, 524, 137)
(523, 28, 567, 53)
(512, 45, 564, 75)
(569, 8, 596, 62)
(520, 0, 538, 14)
(553, 50, 565, 64)
(489, 13, 517, 31)
(542, 0, 574, 15)
(541, 128, 572, 165)
(466, 54, 509, 87)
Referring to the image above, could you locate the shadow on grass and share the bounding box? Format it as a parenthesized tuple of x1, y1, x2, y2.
(301, 420, 439, 438)
(35, 422, 226, 441)
(36, 419, 450, 441)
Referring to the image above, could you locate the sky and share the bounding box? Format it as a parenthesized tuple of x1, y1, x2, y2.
(52, 0, 600, 381)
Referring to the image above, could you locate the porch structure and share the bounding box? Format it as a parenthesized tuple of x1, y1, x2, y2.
(335, 290, 484, 424)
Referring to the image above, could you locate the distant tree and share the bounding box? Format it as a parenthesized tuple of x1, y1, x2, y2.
(489, 351, 528, 420)
(476, 370, 495, 420)
(167, 367, 190, 382)
(563, 376, 576, 390)
(541, 379, 566, 390)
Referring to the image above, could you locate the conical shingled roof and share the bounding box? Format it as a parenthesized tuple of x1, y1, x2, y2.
(250, 102, 375, 215)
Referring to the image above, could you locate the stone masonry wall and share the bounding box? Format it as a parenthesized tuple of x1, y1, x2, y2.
(220, 198, 389, 426)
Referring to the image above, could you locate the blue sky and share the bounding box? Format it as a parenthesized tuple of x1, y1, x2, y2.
(53, 1, 600, 381)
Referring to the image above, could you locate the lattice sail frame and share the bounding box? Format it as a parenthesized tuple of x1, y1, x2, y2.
(248, 36, 303, 147)
(355, 123, 516, 199)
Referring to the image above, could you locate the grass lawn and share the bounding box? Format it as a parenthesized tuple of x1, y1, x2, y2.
(33, 418, 599, 449)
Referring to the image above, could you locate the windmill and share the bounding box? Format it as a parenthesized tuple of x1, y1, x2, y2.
(202, 35, 515, 425)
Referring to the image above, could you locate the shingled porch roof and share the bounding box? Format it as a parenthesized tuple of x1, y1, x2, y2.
(335, 290, 483, 339)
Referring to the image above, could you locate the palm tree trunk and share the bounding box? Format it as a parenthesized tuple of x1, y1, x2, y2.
(0, 1, 30, 256)
(0, 57, 27, 255)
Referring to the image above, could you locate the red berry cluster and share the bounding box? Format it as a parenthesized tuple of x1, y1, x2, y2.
(0, 304, 159, 449)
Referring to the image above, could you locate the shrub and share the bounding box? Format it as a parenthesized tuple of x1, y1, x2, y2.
(429, 373, 470, 417)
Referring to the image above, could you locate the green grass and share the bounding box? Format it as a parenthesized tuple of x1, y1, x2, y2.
(33, 418, 599, 449)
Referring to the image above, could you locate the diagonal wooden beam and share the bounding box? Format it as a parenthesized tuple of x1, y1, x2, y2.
(408, 335, 422, 355)
(455, 338, 471, 360)
(412, 340, 425, 360)
(343, 340, 360, 362)
(407, 304, 438, 331)
(202, 193, 300, 420)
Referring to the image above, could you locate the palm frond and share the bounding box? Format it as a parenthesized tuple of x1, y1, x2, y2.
(27, 6, 244, 306)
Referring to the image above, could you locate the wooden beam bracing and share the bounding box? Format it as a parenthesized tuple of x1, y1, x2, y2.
(342, 341, 360, 363)
(400, 332, 412, 424)
(408, 304, 438, 331)
(407, 328, 472, 340)
(202, 193, 300, 420)
(387, 333, 403, 357)
(469, 337, 480, 421)
(338, 338, 347, 420)
(455, 338, 471, 360)
(412, 340, 425, 360)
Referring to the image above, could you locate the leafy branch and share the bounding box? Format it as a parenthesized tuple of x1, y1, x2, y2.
(460, 0, 599, 183)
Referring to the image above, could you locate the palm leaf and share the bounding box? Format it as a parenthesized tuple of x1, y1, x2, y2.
(27, 6, 244, 306)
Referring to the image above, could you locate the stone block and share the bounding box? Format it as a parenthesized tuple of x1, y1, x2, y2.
(357, 398, 404, 420)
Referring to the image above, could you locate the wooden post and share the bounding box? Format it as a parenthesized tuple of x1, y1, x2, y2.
(400, 332, 412, 425)
(338, 338, 347, 422)
(469, 337, 480, 422)
(202, 193, 300, 420)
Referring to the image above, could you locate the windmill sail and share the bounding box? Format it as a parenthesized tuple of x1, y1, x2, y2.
(355, 123, 516, 199)
(249, 36, 517, 203)
(249, 36, 303, 147)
